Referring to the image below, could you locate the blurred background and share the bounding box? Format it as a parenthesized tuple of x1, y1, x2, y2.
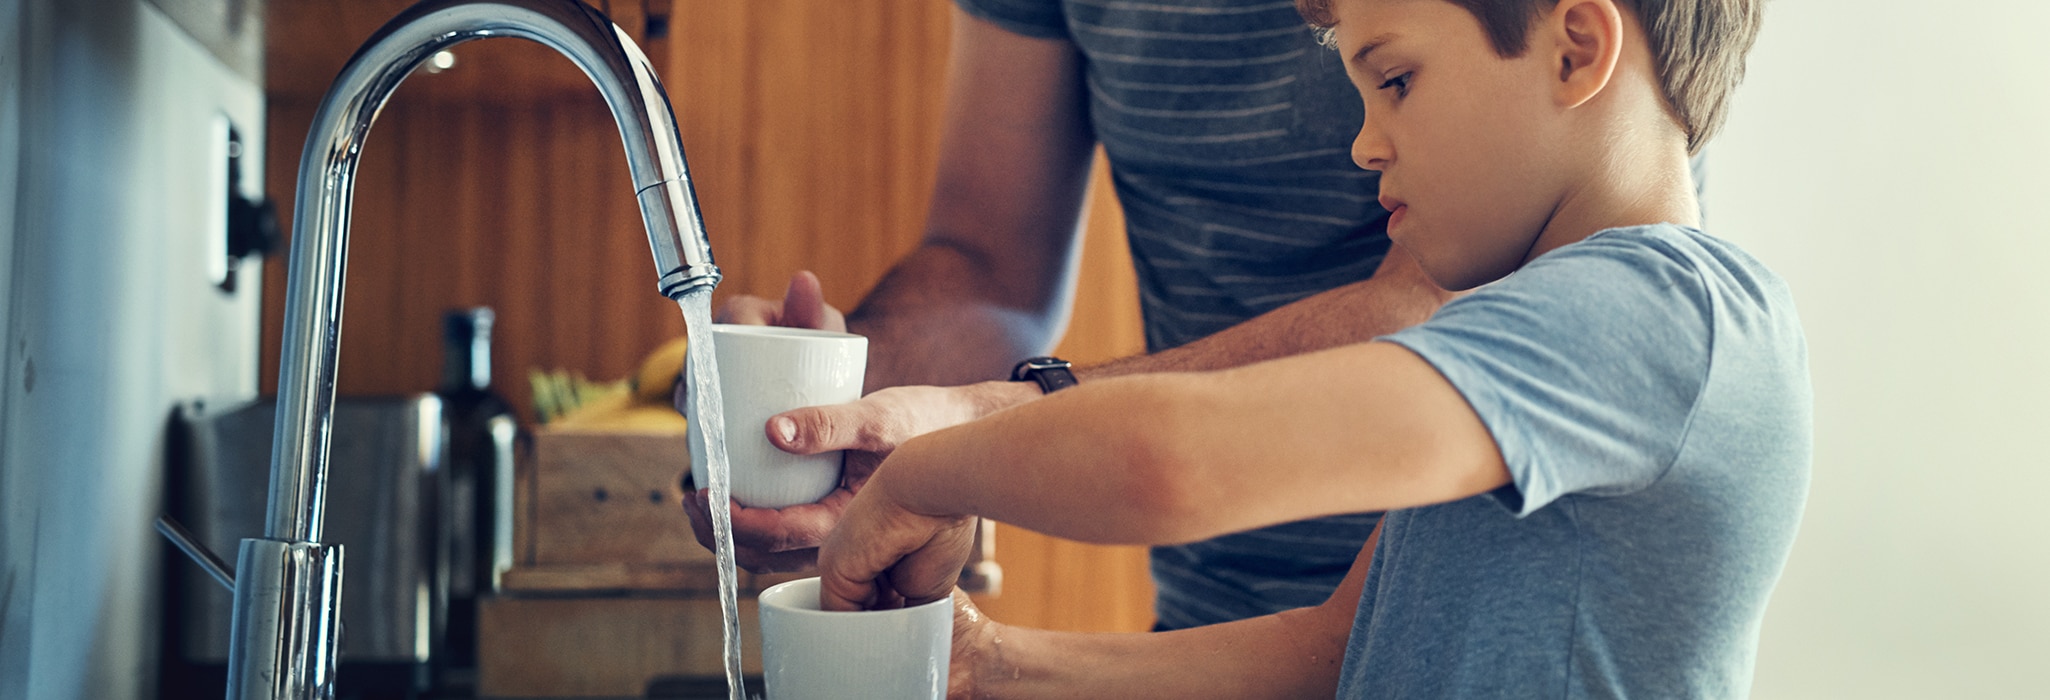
(1710, 3, 2050, 697)
(0, 0, 2043, 698)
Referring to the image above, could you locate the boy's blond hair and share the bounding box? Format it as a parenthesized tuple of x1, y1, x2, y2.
(1296, 0, 1762, 154)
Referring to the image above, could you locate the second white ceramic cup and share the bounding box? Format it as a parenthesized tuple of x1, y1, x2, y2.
(758, 577, 952, 700)
(686, 324, 867, 509)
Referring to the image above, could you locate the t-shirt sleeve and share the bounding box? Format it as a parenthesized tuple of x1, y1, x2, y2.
(953, 0, 1070, 40)
(1381, 232, 1716, 516)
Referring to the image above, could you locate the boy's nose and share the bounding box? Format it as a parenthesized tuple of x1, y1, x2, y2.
(1352, 120, 1391, 172)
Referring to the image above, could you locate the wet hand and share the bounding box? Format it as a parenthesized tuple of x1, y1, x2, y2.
(947, 590, 1005, 699)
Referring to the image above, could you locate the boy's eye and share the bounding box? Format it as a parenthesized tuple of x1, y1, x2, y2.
(1377, 72, 1412, 98)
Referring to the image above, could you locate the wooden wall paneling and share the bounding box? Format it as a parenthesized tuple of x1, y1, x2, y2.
(667, 0, 949, 309)
(544, 103, 596, 371)
(340, 96, 412, 397)
(391, 99, 456, 395)
(447, 104, 497, 321)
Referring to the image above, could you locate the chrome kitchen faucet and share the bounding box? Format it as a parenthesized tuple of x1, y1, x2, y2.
(156, 1, 721, 696)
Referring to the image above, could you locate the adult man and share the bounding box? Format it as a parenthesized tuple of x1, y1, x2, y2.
(684, 0, 1450, 630)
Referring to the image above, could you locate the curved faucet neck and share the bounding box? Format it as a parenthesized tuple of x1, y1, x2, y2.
(270, 0, 718, 545)
(240, 2, 720, 697)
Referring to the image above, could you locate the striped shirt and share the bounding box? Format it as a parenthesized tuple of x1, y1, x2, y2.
(957, 0, 1389, 629)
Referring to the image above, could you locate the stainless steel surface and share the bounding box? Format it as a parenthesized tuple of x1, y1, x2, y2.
(228, 538, 344, 700)
(244, 1, 724, 697)
(158, 515, 237, 592)
(958, 518, 1002, 596)
(175, 396, 442, 665)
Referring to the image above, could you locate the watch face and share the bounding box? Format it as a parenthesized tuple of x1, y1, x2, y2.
(1013, 357, 1072, 382)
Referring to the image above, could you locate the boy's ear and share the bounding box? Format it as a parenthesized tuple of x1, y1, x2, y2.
(1545, 0, 1625, 109)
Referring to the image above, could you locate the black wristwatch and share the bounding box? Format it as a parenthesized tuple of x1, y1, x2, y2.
(1010, 356, 1078, 394)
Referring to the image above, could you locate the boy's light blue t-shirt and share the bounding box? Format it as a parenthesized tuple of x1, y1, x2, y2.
(1343, 224, 1812, 698)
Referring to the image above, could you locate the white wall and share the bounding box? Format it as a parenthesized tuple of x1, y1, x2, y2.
(0, 0, 25, 691)
(1708, 2, 2050, 697)
(0, 1, 263, 697)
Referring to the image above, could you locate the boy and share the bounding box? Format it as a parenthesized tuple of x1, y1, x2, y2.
(813, 0, 1804, 696)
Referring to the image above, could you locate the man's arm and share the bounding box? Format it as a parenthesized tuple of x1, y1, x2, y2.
(679, 7, 1093, 571)
(842, 8, 1098, 391)
(1079, 244, 1451, 379)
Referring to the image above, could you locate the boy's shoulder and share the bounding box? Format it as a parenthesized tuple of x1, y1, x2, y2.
(1497, 222, 1799, 335)
(1550, 223, 1788, 295)
(1383, 221, 1805, 513)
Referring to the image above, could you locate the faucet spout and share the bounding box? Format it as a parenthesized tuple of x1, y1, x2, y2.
(237, 1, 721, 697)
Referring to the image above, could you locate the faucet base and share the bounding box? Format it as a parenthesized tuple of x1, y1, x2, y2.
(227, 539, 345, 700)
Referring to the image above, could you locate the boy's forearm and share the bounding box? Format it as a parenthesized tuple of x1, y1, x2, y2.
(885, 342, 1506, 544)
(882, 373, 1234, 544)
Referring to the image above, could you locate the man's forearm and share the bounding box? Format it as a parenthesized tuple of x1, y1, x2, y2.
(1079, 244, 1452, 380)
(847, 240, 1076, 393)
(847, 241, 1448, 412)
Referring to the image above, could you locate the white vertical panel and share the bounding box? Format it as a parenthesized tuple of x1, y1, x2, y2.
(1710, 2, 2050, 697)
(0, 0, 263, 697)
(0, 0, 31, 696)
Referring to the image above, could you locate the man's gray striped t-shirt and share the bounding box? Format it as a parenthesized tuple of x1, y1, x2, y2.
(956, 0, 1389, 630)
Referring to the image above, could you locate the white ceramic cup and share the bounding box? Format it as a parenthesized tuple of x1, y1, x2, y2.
(757, 577, 952, 700)
(686, 324, 867, 509)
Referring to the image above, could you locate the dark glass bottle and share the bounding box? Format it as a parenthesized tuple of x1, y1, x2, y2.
(434, 307, 516, 693)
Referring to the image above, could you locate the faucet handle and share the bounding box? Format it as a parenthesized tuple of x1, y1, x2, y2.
(155, 515, 236, 592)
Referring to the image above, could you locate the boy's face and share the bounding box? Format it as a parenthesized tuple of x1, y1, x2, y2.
(1332, 0, 1569, 291)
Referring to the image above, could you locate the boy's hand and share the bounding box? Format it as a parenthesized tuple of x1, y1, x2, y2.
(815, 464, 975, 612)
(681, 382, 1035, 572)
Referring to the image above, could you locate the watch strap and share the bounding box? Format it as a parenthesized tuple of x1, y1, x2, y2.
(1010, 356, 1077, 394)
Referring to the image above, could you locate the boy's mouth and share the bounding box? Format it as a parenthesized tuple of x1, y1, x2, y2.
(1380, 194, 1408, 230)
